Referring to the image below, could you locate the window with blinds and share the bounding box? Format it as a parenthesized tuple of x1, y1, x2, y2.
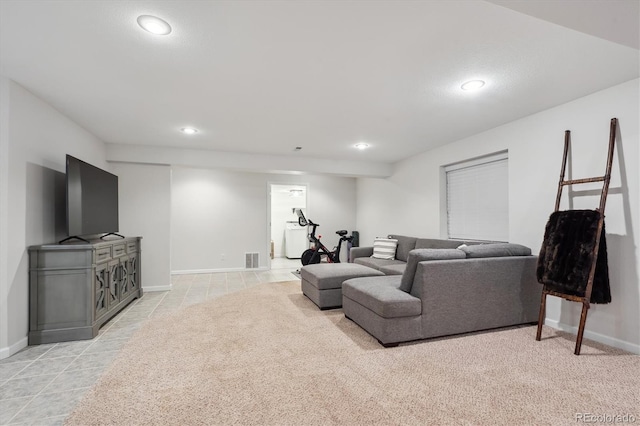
(445, 153, 508, 242)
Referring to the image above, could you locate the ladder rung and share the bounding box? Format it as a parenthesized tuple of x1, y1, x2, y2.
(560, 176, 606, 186)
(544, 289, 586, 303)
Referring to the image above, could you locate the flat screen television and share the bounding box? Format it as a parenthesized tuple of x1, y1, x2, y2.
(65, 155, 119, 240)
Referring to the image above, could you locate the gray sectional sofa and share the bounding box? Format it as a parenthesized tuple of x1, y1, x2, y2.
(342, 242, 541, 347)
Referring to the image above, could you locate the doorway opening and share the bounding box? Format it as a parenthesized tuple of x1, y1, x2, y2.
(269, 184, 308, 270)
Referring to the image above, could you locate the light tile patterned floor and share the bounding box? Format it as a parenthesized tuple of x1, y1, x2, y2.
(0, 263, 299, 425)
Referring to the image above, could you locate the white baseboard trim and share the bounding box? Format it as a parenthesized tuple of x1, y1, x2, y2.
(545, 319, 639, 354)
(172, 267, 269, 275)
(0, 336, 28, 360)
(142, 285, 173, 292)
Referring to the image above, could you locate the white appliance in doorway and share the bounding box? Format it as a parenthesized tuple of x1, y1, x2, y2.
(285, 221, 307, 259)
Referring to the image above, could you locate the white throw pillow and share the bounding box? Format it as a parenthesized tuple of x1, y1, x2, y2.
(371, 238, 398, 260)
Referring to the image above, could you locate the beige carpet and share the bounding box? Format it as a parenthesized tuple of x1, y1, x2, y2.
(66, 281, 639, 426)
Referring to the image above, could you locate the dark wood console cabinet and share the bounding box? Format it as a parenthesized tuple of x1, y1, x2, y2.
(28, 237, 142, 344)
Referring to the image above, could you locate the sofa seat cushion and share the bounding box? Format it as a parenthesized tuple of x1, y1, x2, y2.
(399, 249, 467, 293)
(460, 243, 531, 258)
(301, 263, 384, 290)
(379, 264, 406, 275)
(354, 257, 405, 271)
(342, 276, 421, 318)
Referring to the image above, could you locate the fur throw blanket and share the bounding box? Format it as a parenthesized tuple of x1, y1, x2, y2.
(536, 210, 611, 304)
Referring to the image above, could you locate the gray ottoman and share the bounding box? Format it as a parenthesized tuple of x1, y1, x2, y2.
(300, 263, 385, 309)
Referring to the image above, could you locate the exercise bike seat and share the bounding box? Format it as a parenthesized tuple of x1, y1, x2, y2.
(336, 230, 348, 236)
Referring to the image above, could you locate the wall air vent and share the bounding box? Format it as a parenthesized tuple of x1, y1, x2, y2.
(245, 252, 259, 269)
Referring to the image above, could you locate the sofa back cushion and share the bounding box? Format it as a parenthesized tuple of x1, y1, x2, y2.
(399, 249, 466, 293)
(388, 235, 418, 262)
(415, 239, 483, 249)
(459, 243, 531, 258)
(372, 238, 398, 259)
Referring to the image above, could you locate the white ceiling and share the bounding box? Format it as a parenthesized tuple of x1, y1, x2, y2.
(1, 0, 638, 164)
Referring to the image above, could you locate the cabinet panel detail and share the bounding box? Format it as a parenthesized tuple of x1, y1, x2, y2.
(120, 259, 130, 299)
(108, 260, 119, 309)
(95, 263, 108, 320)
(128, 255, 138, 293)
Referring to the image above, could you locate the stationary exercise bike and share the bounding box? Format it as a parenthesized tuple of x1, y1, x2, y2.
(295, 209, 353, 265)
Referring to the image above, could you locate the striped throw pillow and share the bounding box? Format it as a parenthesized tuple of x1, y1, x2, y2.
(372, 238, 398, 260)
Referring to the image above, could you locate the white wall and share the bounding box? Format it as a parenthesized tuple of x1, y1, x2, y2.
(0, 77, 108, 358)
(110, 163, 172, 292)
(0, 77, 10, 357)
(171, 167, 356, 272)
(357, 79, 640, 353)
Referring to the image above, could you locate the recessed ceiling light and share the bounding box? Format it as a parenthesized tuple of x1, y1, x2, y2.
(461, 80, 485, 91)
(180, 127, 198, 135)
(354, 143, 369, 150)
(137, 15, 172, 35)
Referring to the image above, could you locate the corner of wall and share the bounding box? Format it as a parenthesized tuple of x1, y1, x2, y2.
(0, 76, 11, 353)
(0, 337, 28, 360)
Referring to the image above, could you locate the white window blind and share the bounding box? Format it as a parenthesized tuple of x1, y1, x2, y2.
(446, 154, 508, 242)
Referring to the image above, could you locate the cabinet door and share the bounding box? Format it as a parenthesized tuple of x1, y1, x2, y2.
(119, 256, 130, 300)
(128, 254, 139, 294)
(95, 262, 109, 320)
(107, 259, 120, 309)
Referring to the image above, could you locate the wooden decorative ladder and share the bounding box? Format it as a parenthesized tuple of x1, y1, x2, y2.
(535, 118, 617, 355)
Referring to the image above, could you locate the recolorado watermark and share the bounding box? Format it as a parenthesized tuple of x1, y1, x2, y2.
(576, 413, 637, 423)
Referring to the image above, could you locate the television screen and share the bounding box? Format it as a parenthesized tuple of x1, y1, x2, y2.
(66, 155, 119, 237)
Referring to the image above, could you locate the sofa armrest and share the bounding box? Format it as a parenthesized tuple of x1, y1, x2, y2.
(411, 256, 541, 339)
(350, 246, 373, 262)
